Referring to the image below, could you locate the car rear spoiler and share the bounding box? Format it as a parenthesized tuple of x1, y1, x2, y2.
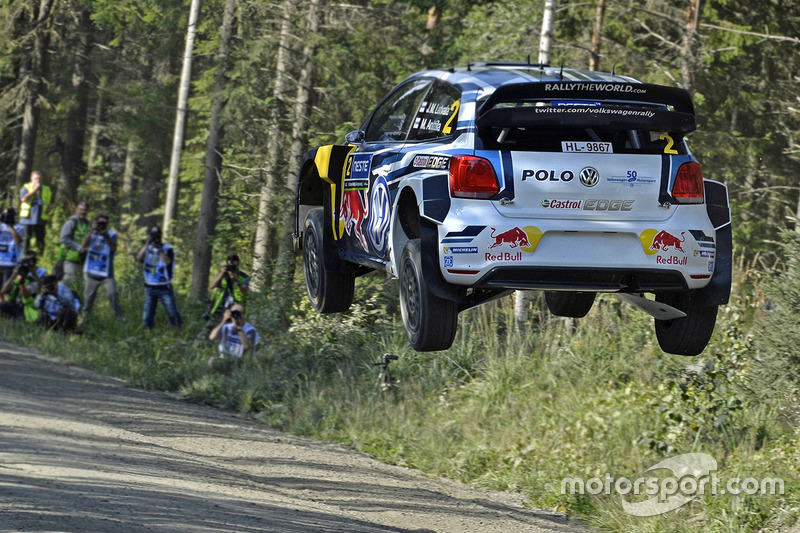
(476, 81, 696, 135)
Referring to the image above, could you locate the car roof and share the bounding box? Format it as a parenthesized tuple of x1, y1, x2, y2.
(408, 63, 641, 91)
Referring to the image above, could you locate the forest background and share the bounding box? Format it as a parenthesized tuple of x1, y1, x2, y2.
(1, 1, 800, 532)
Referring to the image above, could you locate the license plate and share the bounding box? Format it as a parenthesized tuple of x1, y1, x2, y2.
(561, 141, 613, 153)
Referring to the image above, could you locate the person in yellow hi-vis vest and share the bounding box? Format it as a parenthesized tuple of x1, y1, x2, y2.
(19, 171, 52, 255)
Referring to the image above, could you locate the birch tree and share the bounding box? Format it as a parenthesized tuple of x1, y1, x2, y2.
(538, 0, 556, 65)
(681, 0, 701, 98)
(589, 0, 606, 71)
(163, 0, 202, 236)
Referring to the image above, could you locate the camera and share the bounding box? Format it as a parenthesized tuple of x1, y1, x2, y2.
(41, 275, 58, 294)
(96, 220, 107, 231)
(16, 262, 30, 279)
(0, 207, 14, 225)
(147, 226, 162, 246)
(224, 263, 236, 272)
(230, 309, 242, 320)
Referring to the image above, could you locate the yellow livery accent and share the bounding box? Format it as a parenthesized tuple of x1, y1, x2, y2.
(520, 226, 543, 253)
(639, 228, 659, 255)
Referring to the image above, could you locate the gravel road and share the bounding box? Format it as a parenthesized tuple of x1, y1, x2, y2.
(0, 341, 588, 533)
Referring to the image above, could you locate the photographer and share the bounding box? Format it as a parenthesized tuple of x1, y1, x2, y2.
(81, 214, 123, 320)
(0, 253, 44, 321)
(58, 201, 91, 285)
(207, 303, 259, 366)
(33, 275, 79, 332)
(204, 253, 249, 320)
(136, 226, 183, 331)
(0, 206, 25, 286)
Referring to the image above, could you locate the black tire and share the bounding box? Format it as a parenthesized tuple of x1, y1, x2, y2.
(303, 208, 354, 313)
(399, 239, 458, 351)
(545, 291, 596, 318)
(654, 292, 718, 356)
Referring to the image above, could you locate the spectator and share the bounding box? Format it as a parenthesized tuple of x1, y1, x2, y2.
(0, 207, 25, 287)
(207, 303, 259, 366)
(198, 254, 250, 337)
(208, 254, 250, 315)
(81, 214, 123, 320)
(34, 274, 79, 332)
(58, 201, 91, 285)
(136, 226, 183, 331)
(0, 252, 45, 321)
(18, 170, 52, 255)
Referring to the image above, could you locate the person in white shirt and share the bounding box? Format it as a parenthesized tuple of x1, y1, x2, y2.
(0, 206, 25, 287)
(81, 214, 123, 320)
(207, 303, 259, 366)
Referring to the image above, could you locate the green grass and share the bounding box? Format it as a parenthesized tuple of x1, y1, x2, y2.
(1, 261, 798, 533)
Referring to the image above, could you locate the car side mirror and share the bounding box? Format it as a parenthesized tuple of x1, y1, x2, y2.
(345, 130, 365, 145)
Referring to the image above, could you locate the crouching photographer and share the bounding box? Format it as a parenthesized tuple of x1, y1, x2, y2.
(0, 254, 44, 321)
(33, 274, 79, 332)
(207, 303, 259, 367)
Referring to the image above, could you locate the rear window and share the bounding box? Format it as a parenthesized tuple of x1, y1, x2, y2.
(478, 101, 687, 154)
(475, 82, 696, 155)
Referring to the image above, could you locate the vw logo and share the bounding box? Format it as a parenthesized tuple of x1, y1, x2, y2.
(580, 167, 599, 187)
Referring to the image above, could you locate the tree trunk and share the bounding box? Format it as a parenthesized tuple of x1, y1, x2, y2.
(251, 0, 293, 291)
(190, 0, 237, 302)
(538, 0, 556, 65)
(589, 0, 606, 71)
(59, 6, 94, 206)
(163, 0, 202, 237)
(86, 83, 105, 177)
(121, 137, 137, 213)
(14, 0, 54, 192)
(681, 0, 702, 98)
(138, 152, 163, 229)
(274, 0, 320, 291)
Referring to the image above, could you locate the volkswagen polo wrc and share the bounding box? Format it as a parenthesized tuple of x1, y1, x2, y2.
(294, 63, 732, 355)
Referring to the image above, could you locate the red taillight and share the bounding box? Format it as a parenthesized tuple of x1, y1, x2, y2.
(672, 162, 704, 204)
(449, 155, 500, 199)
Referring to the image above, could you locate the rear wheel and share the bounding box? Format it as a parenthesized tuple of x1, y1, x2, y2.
(545, 291, 596, 318)
(303, 208, 354, 313)
(399, 239, 458, 351)
(654, 292, 718, 356)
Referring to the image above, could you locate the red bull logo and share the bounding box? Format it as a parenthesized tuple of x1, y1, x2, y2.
(340, 189, 369, 250)
(489, 227, 530, 249)
(649, 230, 686, 253)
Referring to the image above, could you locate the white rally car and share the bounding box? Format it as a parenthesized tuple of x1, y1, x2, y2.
(294, 63, 732, 355)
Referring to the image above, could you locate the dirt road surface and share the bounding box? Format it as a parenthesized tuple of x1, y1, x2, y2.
(0, 341, 588, 533)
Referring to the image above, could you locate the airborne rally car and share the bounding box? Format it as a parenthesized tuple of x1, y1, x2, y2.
(294, 63, 732, 355)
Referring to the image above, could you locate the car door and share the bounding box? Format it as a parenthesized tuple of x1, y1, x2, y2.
(336, 77, 432, 264)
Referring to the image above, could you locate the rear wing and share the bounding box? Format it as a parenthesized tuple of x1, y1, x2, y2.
(476, 82, 696, 135)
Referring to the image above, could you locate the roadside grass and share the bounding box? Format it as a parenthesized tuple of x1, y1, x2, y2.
(0, 263, 798, 532)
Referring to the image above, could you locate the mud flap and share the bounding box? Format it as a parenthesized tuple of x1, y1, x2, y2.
(691, 223, 732, 307)
(420, 222, 462, 302)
